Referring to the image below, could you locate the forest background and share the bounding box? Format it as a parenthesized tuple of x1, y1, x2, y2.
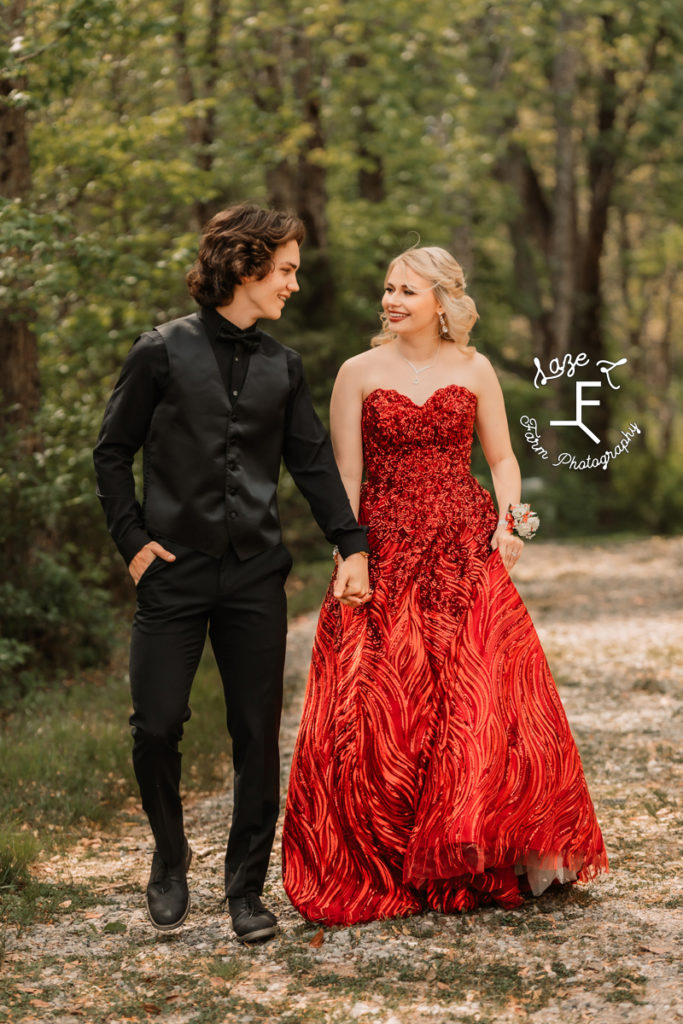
(1, 0, 681, 705)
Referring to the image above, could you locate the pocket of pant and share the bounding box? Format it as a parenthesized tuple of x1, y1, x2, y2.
(135, 555, 167, 586)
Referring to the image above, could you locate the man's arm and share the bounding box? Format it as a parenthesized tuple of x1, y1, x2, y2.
(93, 332, 167, 566)
(282, 351, 370, 605)
(282, 350, 369, 557)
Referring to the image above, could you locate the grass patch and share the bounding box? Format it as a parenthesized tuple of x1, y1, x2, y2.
(0, 831, 39, 891)
(604, 968, 647, 1003)
(207, 955, 253, 983)
(0, 877, 103, 932)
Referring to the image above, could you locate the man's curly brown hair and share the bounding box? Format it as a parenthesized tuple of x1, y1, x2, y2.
(187, 203, 305, 307)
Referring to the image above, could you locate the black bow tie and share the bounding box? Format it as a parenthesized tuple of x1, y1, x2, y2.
(216, 320, 262, 353)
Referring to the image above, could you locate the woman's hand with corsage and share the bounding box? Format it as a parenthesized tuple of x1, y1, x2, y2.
(491, 503, 540, 572)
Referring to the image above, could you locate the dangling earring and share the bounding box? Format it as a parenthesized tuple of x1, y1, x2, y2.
(438, 312, 448, 337)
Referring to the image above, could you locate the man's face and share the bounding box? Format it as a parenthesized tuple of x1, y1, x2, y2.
(240, 239, 301, 320)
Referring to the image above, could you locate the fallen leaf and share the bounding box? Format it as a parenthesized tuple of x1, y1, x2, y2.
(639, 943, 672, 955)
(30, 1001, 52, 1009)
(309, 928, 324, 948)
(59, 899, 72, 909)
(142, 1003, 162, 1016)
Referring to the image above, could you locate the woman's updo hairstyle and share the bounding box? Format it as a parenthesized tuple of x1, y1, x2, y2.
(187, 202, 305, 307)
(372, 245, 478, 351)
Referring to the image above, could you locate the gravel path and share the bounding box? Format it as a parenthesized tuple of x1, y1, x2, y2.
(1, 537, 681, 1024)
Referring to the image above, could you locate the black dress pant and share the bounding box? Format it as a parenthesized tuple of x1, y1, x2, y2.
(129, 539, 291, 897)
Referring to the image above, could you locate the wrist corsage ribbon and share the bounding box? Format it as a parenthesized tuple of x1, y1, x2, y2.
(501, 503, 540, 540)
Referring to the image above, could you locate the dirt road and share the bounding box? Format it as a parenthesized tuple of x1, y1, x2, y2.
(1, 537, 681, 1024)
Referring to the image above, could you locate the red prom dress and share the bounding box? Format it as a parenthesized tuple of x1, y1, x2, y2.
(282, 385, 607, 924)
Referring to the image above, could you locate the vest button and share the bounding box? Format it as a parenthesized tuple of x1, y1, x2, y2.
(231, 414, 238, 422)
(228, 461, 237, 471)
(229, 510, 237, 518)
(228, 487, 237, 496)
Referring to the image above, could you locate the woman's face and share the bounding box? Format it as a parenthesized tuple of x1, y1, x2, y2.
(381, 262, 440, 339)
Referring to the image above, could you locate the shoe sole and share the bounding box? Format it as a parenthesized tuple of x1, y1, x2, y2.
(146, 844, 193, 932)
(234, 924, 278, 944)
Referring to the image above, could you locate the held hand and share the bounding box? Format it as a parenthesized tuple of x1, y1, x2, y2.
(490, 524, 524, 573)
(333, 552, 372, 608)
(129, 541, 176, 585)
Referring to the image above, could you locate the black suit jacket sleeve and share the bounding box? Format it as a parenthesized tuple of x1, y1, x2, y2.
(282, 351, 369, 559)
(93, 333, 168, 564)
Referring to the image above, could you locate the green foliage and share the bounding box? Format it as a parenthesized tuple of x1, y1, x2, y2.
(0, 421, 114, 702)
(1, 0, 680, 705)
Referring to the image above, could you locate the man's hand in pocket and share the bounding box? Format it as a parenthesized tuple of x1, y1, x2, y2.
(129, 541, 176, 585)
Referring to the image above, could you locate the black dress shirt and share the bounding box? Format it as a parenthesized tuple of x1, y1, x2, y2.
(94, 307, 368, 564)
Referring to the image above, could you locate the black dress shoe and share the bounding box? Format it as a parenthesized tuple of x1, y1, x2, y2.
(228, 893, 277, 943)
(146, 840, 192, 932)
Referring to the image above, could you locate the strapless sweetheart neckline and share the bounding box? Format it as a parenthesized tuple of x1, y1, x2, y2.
(363, 383, 477, 409)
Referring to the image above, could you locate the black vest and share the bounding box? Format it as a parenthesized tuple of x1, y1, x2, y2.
(142, 313, 290, 559)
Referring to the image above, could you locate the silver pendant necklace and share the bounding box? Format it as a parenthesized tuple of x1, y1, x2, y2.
(398, 341, 441, 385)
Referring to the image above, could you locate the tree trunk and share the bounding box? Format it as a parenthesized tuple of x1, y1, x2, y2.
(295, 145, 335, 324)
(266, 42, 335, 327)
(550, 13, 578, 358)
(347, 54, 385, 202)
(172, 0, 224, 230)
(0, 0, 39, 435)
(570, 21, 621, 445)
(497, 143, 553, 360)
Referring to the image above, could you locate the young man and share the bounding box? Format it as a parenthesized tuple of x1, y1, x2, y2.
(93, 204, 370, 942)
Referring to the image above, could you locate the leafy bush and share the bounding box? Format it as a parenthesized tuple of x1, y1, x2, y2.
(0, 551, 112, 702)
(0, 423, 115, 704)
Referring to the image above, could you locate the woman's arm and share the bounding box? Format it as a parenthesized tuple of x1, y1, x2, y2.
(474, 357, 525, 570)
(329, 359, 366, 519)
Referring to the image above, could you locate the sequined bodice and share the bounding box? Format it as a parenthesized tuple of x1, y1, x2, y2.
(360, 385, 497, 548)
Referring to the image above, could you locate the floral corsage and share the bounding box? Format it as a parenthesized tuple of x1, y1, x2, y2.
(504, 503, 540, 540)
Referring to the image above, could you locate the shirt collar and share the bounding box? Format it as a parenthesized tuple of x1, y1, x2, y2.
(199, 307, 262, 352)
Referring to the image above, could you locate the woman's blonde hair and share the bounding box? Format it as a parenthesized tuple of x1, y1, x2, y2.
(371, 245, 478, 351)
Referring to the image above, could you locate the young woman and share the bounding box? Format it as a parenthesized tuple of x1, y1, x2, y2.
(282, 246, 607, 924)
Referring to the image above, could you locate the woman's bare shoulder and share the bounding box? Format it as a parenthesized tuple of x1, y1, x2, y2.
(468, 349, 501, 384)
(337, 345, 391, 379)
